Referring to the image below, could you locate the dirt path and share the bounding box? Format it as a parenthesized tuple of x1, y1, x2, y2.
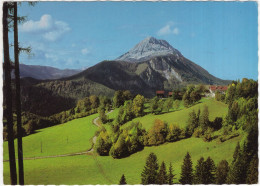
(3, 110, 114, 162)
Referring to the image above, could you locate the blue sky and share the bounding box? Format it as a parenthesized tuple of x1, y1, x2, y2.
(15, 1, 258, 80)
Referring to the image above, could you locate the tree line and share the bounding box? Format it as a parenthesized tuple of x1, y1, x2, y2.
(137, 146, 257, 185)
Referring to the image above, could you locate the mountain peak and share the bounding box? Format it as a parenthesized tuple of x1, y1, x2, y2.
(116, 36, 182, 62)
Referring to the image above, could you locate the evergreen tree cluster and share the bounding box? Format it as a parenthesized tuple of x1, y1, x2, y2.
(141, 148, 258, 185)
(141, 153, 176, 184)
(186, 105, 221, 141)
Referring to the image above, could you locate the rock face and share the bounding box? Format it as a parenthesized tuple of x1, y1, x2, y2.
(116, 37, 182, 62)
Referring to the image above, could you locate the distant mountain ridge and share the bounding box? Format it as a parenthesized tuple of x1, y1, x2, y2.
(116, 37, 182, 62)
(19, 64, 82, 80)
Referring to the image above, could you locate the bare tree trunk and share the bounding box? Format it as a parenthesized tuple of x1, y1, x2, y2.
(14, 2, 25, 185)
(3, 2, 18, 185)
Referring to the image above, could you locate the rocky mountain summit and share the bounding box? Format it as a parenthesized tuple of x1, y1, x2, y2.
(116, 37, 182, 62)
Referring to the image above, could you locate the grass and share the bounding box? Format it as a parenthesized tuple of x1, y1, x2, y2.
(3, 99, 232, 184)
(122, 98, 228, 130)
(3, 114, 98, 160)
(4, 136, 240, 185)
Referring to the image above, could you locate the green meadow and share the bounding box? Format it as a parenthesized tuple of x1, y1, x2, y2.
(3, 114, 98, 160)
(123, 98, 228, 130)
(4, 136, 240, 184)
(3, 98, 235, 185)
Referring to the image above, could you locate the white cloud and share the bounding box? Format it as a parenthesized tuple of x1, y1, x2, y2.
(157, 23, 180, 36)
(173, 28, 179, 35)
(81, 48, 89, 55)
(20, 14, 71, 41)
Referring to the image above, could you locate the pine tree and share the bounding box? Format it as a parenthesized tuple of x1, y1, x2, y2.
(186, 110, 198, 136)
(13, 3, 25, 184)
(200, 105, 209, 131)
(227, 152, 248, 184)
(119, 174, 127, 185)
(216, 160, 229, 184)
(168, 162, 176, 185)
(194, 157, 205, 184)
(246, 155, 258, 184)
(232, 142, 240, 163)
(179, 152, 193, 184)
(141, 153, 159, 184)
(3, 2, 17, 184)
(158, 161, 168, 184)
(204, 157, 216, 184)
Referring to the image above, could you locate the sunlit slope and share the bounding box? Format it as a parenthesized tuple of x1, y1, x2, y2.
(3, 114, 98, 160)
(123, 98, 228, 130)
(4, 136, 240, 184)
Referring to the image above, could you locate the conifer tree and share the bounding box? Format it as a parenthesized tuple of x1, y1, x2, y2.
(194, 157, 205, 184)
(204, 157, 216, 184)
(3, 2, 17, 184)
(179, 152, 193, 184)
(141, 153, 159, 184)
(216, 160, 229, 184)
(168, 162, 176, 185)
(200, 105, 209, 131)
(232, 142, 240, 163)
(227, 152, 248, 184)
(246, 155, 258, 184)
(158, 161, 168, 184)
(119, 174, 127, 185)
(186, 110, 198, 136)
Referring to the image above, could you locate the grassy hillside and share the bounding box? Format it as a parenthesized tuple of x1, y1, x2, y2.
(4, 136, 240, 184)
(3, 98, 232, 184)
(123, 98, 228, 130)
(3, 114, 98, 160)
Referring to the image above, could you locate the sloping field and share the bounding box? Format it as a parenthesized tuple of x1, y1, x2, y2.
(4, 136, 240, 185)
(123, 98, 228, 130)
(3, 114, 98, 160)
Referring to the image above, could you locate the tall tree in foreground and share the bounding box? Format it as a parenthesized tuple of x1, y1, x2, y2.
(168, 162, 176, 185)
(13, 2, 24, 184)
(216, 160, 229, 184)
(158, 161, 168, 184)
(194, 157, 205, 184)
(246, 155, 258, 184)
(179, 152, 193, 184)
(3, 2, 17, 184)
(204, 157, 216, 184)
(141, 153, 159, 184)
(119, 174, 127, 185)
